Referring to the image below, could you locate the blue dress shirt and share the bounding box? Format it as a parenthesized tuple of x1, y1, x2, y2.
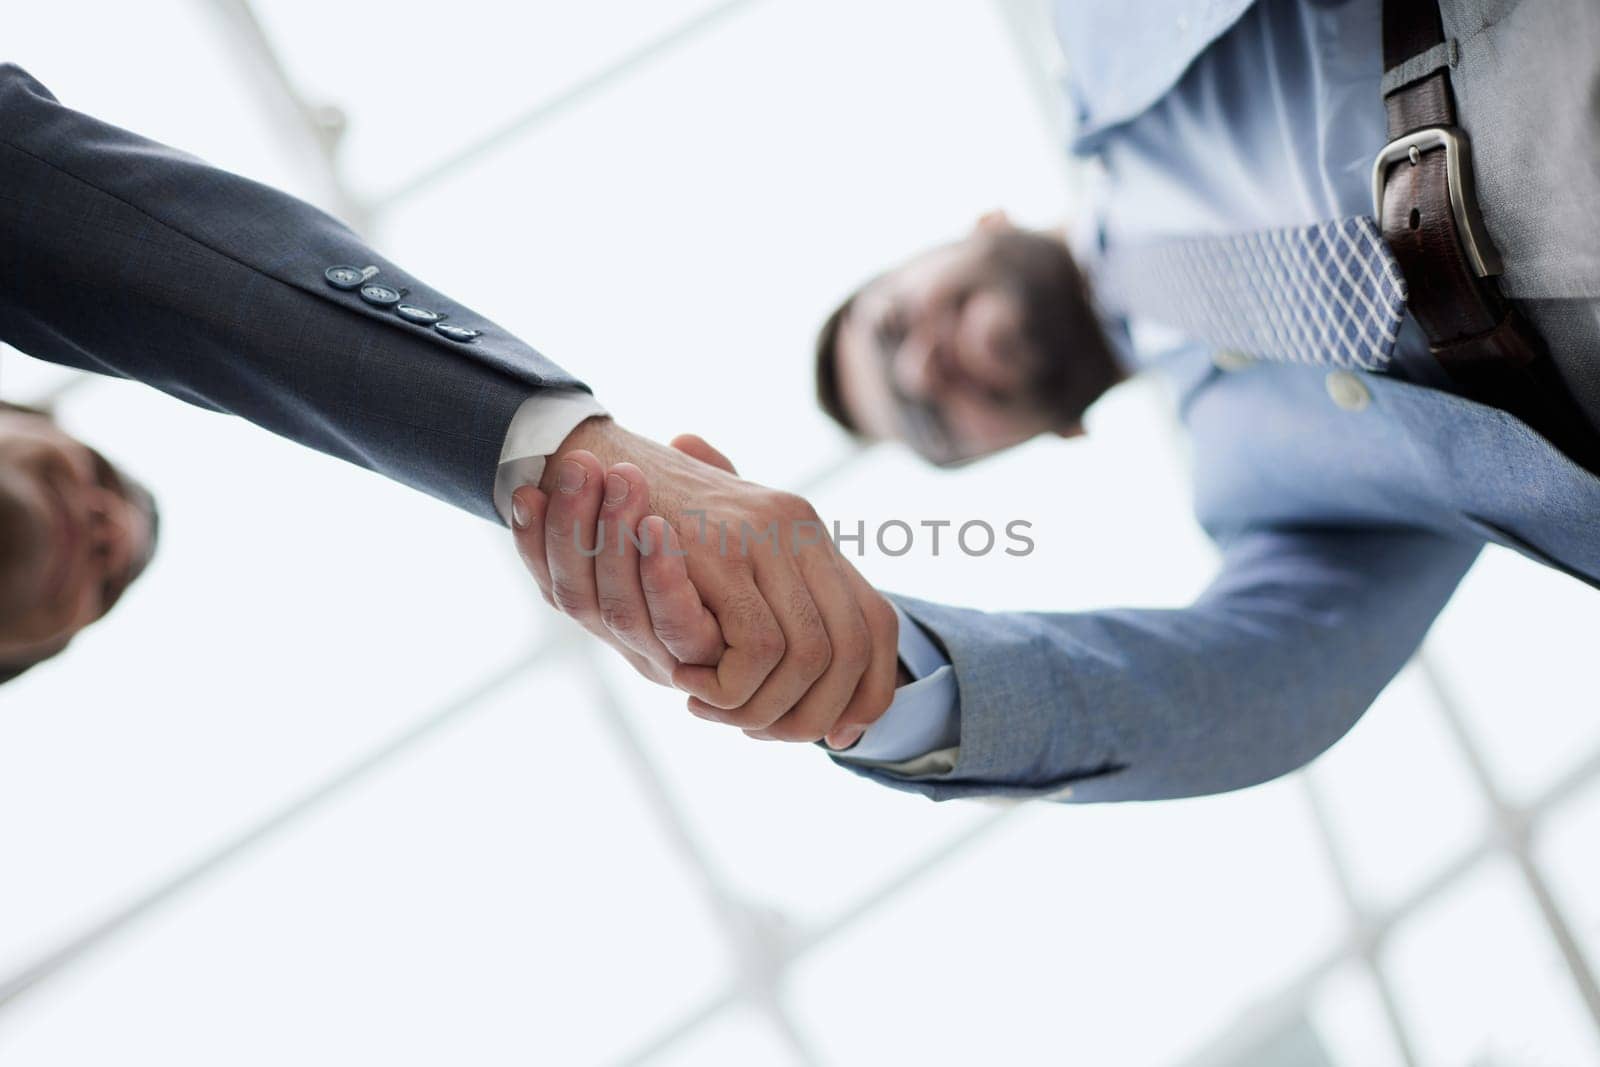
(840, 0, 1396, 766)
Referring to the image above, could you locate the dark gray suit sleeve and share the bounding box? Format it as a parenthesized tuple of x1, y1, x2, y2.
(0, 63, 586, 521)
(845, 526, 1482, 802)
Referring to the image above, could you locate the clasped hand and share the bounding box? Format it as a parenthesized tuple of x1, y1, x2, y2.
(509, 417, 900, 749)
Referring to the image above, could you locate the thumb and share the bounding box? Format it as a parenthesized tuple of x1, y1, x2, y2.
(670, 433, 737, 475)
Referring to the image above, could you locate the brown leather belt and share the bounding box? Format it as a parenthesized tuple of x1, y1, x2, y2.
(1378, 1, 1600, 472)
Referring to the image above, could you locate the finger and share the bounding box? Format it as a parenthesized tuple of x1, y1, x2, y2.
(822, 563, 901, 749)
(670, 433, 737, 475)
(745, 547, 871, 744)
(510, 486, 555, 608)
(593, 463, 678, 673)
(682, 553, 832, 731)
(639, 516, 723, 666)
(544, 450, 608, 627)
(671, 559, 788, 711)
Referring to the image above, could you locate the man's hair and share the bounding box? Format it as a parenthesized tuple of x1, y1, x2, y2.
(991, 229, 1121, 426)
(814, 295, 862, 436)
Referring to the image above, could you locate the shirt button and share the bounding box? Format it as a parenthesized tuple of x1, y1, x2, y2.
(434, 323, 482, 343)
(1213, 349, 1254, 372)
(324, 265, 369, 290)
(395, 303, 444, 324)
(1325, 370, 1371, 411)
(359, 283, 403, 307)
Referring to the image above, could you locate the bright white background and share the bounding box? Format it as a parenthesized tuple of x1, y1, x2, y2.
(2, 2, 1599, 1064)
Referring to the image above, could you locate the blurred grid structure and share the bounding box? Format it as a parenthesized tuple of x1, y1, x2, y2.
(2, 2, 1600, 1064)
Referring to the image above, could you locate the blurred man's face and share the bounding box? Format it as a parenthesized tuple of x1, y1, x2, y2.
(832, 222, 1112, 465)
(0, 405, 157, 672)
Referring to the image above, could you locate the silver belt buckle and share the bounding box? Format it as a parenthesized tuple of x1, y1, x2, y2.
(1372, 125, 1504, 278)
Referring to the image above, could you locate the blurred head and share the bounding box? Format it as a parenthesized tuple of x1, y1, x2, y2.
(0, 402, 159, 684)
(815, 215, 1123, 465)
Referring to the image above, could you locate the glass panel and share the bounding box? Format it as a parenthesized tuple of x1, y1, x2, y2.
(788, 784, 1343, 1065)
(1305, 965, 1409, 1067)
(0, 379, 547, 970)
(4, 0, 309, 195)
(1384, 855, 1600, 1067)
(251, 0, 734, 197)
(1537, 772, 1600, 974)
(1303, 665, 1489, 910)
(645, 1005, 798, 1067)
(593, 652, 995, 927)
(0, 667, 727, 1065)
(1425, 546, 1600, 805)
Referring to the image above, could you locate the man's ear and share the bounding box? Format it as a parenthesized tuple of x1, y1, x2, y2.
(974, 210, 1013, 234)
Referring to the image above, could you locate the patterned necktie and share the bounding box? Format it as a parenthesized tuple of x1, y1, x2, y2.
(1091, 216, 1409, 371)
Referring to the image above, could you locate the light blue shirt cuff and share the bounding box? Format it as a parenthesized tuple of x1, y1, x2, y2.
(836, 602, 960, 763)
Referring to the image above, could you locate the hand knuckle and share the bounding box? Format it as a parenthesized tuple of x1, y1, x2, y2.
(726, 706, 770, 731)
(752, 630, 787, 666)
(653, 615, 687, 643)
(689, 703, 725, 724)
(597, 595, 636, 633)
(838, 638, 870, 678)
(731, 597, 781, 646)
(759, 721, 795, 742)
(839, 608, 870, 651)
(550, 579, 590, 615)
(779, 498, 818, 530)
(792, 635, 832, 677)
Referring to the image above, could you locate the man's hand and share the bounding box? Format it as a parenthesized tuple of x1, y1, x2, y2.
(510, 417, 899, 748)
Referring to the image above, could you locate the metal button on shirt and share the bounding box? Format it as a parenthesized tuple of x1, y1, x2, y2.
(395, 303, 444, 325)
(359, 283, 403, 307)
(1213, 349, 1254, 372)
(1325, 370, 1371, 412)
(434, 323, 481, 343)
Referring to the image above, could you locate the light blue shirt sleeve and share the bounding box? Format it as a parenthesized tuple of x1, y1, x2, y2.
(835, 602, 960, 763)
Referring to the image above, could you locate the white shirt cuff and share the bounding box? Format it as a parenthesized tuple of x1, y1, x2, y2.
(492, 388, 608, 523)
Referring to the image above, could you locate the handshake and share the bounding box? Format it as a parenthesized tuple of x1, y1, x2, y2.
(508, 416, 905, 750)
